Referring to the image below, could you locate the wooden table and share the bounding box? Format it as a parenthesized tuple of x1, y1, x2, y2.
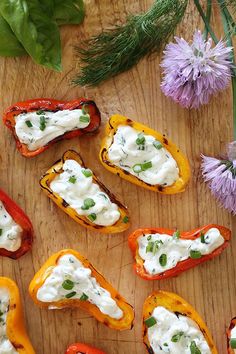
(0, 1, 234, 353)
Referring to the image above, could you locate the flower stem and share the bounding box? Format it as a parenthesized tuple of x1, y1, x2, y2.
(193, 0, 218, 44)
(203, 0, 212, 39)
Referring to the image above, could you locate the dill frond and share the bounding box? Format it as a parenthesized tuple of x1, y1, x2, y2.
(73, 0, 188, 87)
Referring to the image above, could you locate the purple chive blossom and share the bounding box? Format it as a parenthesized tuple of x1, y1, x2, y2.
(201, 142, 236, 214)
(161, 30, 233, 109)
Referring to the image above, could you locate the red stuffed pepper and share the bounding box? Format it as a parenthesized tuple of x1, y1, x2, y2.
(227, 317, 236, 353)
(66, 343, 106, 354)
(3, 98, 101, 157)
(128, 224, 230, 280)
(0, 189, 33, 259)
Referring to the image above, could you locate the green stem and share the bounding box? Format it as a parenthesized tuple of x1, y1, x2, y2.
(203, 0, 212, 39)
(233, 77, 236, 140)
(193, 0, 219, 44)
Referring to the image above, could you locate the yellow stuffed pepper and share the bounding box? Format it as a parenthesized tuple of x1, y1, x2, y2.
(29, 249, 134, 331)
(100, 115, 190, 194)
(143, 291, 217, 353)
(0, 277, 35, 353)
(40, 150, 130, 233)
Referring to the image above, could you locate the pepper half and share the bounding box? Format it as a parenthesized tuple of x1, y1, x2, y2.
(0, 189, 33, 259)
(3, 98, 101, 157)
(0, 277, 35, 353)
(29, 249, 134, 331)
(99, 115, 190, 193)
(128, 224, 230, 280)
(143, 291, 218, 354)
(40, 150, 130, 233)
(227, 317, 236, 353)
(66, 343, 106, 354)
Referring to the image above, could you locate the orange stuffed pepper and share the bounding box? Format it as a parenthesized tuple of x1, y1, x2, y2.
(128, 224, 230, 280)
(40, 150, 130, 233)
(143, 291, 218, 353)
(99, 115, 190, 194)
(29, 249, 134, 331)
(0, 277, 35, 353)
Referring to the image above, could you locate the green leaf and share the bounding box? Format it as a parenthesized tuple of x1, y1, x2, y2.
(190, 340, 201, 354)
(0, 0, 62, 71)
(0, 15, 25, 56)
(53, 0, 85, 25)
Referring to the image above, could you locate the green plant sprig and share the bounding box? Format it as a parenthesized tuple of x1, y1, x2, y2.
(73, 0, 188, 87)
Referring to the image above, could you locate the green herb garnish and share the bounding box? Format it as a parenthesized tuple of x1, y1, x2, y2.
(25, 120, 33, 128)
(171, 331, 184, 342)
(153, 240, 161, 255)
(69, 176, 77, 184)
(81, 198, 95, 210)
(80, 115, 90, 123)
(62, 279, 74, 290)
(190, 250, 202, 259)
(82, 169, 92, 178)
(153, 140, 163, 150)
(144, 316, 157, 328)
(36, 110, 45, 115)
(39, 116, 46, 131)
(132, 161, 152, 173)
(146, 241, 154, 253)
(123, 216, 129, 223)
(200, 232, 206, 243)
(80, 293, 89, 301)
(190, 340, 201, 354)
(65, 291, 77, 299)
(173, 230, 180, 239)
(0, 229, 2, 236)
(159, 254, 167, 266)
(87, 213, 96, 222)
(136, 133, 145, 145)
(230, 338, 236, 349)
(147, 235, 152, 241)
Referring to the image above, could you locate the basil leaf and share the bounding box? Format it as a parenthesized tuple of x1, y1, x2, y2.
(0, 0, 61, 71)
(53, 0, 85, 25)
(0, 15, 26, 56)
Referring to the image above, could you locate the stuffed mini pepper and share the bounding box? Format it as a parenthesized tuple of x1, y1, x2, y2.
(128, 224, 230, 280)
(143, 291, 217, 353)
(227, 317, 236, 353)
(29, 249, 134, 331)
(0, 189, 33, 259)
(66, 343, 106, 354)
(100, 115, 190, 194)
(40, 150, 130, 233)
(0, 277, 35, 353)
(3, 98, 101, 157)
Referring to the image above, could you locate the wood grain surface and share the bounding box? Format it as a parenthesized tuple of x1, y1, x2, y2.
(0, 1, 235, 353)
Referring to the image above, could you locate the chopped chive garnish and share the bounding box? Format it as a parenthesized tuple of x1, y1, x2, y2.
(153, 240, 160, 255)
(147, 235, 152, 241)
(153, 140, 163, 150)
(159, 254, 167, 266)
(190, 340, 201, 354)
(132, 161, 152, 173)
(163, 343, 168, 346)
(132, 164, 142, 173)
(230, 338, 236, 349)
(136, 133, 145, 145)
(25, 120, 33, 128)
(80, 115, 90, 123)
(200, 232, 206, 243)
(81, 198, 95, 210)
(142, 161, 152, 171)
(123, 216, 129, 223)
(39, 116, 46, 131)
(65, 291, 76, 299)
(36, 110, 45, 115)
(144, 316, 157, 328)
(146, 241, 154, 253)
(62, 279, 74, 290)
(173, 230, 180, 239)
(80, 293, 89, 301)
(69, 176, 77, 184)
(0, 229, 2, 236)
(190, 250, 202, 259)
(82, 104, 89, 115)
(87, 213, 97, 222)
(82, 169, 92, 178)
(171, 332, 184, 342)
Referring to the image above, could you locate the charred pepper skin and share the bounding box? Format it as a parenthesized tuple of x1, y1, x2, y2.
(0, 277, 35, 353)
(128, 224, 231, 280)
(3, 98, 101, 157)
(29, 249, 135, 331)
(0, 189, 33, 259)
(142, 291, 218, 354)
(39, 150, 130, 233)
(99, 115, 191, 194)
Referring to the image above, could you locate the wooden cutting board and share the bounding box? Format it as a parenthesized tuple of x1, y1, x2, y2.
(0, 1, 234, 353)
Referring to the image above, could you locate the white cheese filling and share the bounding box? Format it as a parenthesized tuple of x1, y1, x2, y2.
(50, 159, 121, 226)
(231, 326, 236, 353)
(15, 108, 90, 151)
(0, 287, 18, 354)
(0, 201, 22, 252)
(147, 306, 211, 354)
(107, 125, 179, 186)
(37, 254, 123, 320)
(138, 228, 224, 275)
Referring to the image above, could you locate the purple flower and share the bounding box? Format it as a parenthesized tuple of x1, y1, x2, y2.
(161, 30, 233, 108)
(201, 142, 236, 214)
